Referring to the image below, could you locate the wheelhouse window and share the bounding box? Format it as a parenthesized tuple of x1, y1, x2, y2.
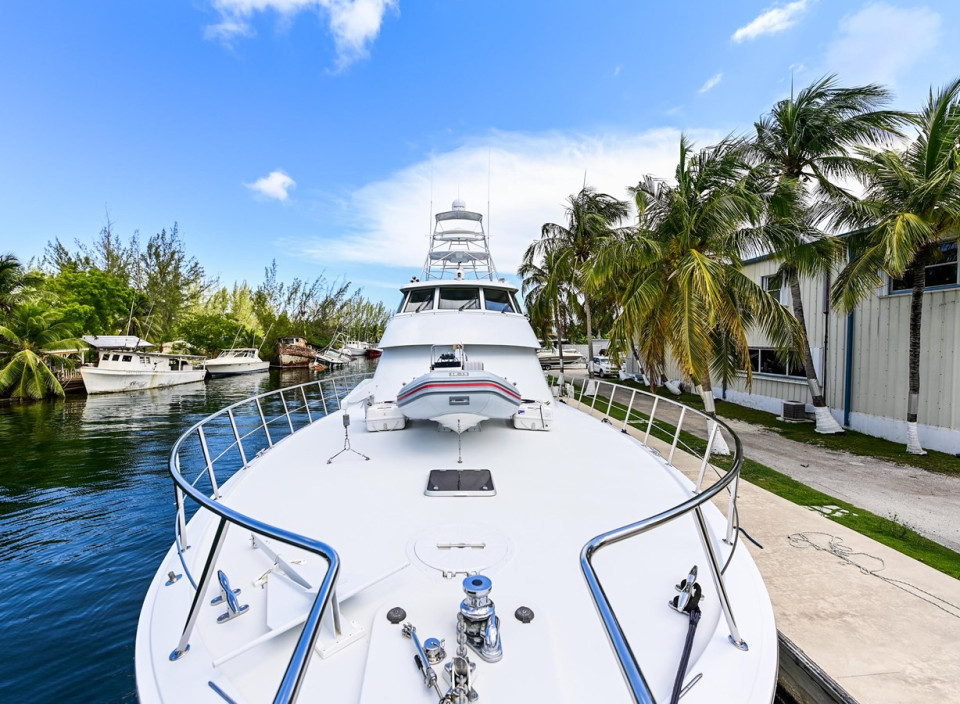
(403, 288, 435, 313)
(748, 347, 805, 379)
(483, 288, 515, 312)
(121, 355, 132, 362)
(438, 287, 480, 310)
(890, 242, 958, 292)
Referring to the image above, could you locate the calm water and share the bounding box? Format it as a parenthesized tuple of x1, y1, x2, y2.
(0, 367, 340, 703)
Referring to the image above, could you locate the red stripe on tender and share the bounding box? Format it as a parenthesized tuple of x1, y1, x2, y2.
(398, 380, 521, 403)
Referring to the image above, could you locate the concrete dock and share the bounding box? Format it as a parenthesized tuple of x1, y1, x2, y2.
(565, 394, 960, 703)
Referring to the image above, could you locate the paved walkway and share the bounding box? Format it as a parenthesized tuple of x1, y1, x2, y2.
(727, 418, 960, 553)
(558, 368, 960, 553)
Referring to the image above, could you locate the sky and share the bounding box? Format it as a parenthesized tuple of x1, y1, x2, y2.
(1, 1, 958, 305)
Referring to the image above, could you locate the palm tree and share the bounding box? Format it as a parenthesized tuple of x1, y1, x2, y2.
(0, 302, 84, 400)
(591, 136, 801, 453)
(751, 75, 907, 433)
(519, 243, 580, 376)
(0, 253, 42, 315)
(829, 79, 960, 454)
(524, 186, 629, 375)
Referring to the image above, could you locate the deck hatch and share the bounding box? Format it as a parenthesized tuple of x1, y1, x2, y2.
(425, 469, 495, 496)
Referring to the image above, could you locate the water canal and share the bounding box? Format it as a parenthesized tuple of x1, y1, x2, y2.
(0, 367, 350, 702)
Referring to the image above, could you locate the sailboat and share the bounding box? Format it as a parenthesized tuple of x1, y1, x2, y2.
(136, 199, 776, 703)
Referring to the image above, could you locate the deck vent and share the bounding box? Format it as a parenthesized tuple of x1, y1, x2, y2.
(781, 401, 807, 421)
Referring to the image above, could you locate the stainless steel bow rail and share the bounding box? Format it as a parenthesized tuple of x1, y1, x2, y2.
(567, 376, 748, 704)
(165, 371, 374, 704)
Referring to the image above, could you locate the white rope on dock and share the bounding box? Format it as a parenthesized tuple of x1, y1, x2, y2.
(788, 532, 960, 619)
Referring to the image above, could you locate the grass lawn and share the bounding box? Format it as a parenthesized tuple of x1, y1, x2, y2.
(558, 378, 960, 580)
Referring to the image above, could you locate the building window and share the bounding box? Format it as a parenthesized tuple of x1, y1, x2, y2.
(761, 273, 786, 304)
(889, 242, 958, 292)
(748, 347, 805, 379)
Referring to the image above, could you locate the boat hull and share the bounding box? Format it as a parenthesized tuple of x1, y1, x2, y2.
(80, 367, 206, 394)
(397, 369, 521, 430)
(205, 360, 270, 377)
(365, 347, 382, 359)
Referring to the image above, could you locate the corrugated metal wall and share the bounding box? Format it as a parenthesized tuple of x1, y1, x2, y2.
(724, 259, 959, 432)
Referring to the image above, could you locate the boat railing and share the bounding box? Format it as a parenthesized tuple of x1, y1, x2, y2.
(166, 371, 375, 703)
(562, 375, 746, 704)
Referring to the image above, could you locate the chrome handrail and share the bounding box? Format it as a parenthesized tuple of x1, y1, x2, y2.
(564, 376, 746, 704)
(165, 371, 374, 704)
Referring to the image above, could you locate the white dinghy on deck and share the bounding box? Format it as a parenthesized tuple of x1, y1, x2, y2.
(136, 200, 777, 704)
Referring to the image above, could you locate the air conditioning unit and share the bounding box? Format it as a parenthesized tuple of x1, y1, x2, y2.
(781, 401, 807, 421)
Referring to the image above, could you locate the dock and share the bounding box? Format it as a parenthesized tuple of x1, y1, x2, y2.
(565, 394, 960, 703)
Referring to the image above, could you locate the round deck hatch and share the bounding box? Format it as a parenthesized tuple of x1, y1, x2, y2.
(408, 523, 512, 578)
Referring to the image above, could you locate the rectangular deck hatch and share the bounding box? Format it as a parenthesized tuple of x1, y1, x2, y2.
(425, 469, 495, 497)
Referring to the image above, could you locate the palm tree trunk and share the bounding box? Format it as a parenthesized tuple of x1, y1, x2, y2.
(697, 374, 730, 456)
(555, 310, 566, 397)
(906, 259, 926, 454)
(585, 298, 595, 378)
(788, 272, 844, 434)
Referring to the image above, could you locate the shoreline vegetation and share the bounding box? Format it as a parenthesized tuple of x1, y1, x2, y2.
(1, 223, 389, 400)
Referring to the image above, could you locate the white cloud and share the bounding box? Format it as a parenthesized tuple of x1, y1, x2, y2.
(732, 0, 809, 43)
(823, 3, 941, 88)
(246, 170, 296, 201)
(613, 65, 621, 77)
(293, 128, 722, 272)
(698, 72, 723, 94)
(206, 0, 397, 68)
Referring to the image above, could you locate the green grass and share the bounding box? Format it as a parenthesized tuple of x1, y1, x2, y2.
(558, 379, 960, 580)
(612, 379, 960, 477)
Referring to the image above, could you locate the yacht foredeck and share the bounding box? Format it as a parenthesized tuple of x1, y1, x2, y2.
(138, 384, 776, 703)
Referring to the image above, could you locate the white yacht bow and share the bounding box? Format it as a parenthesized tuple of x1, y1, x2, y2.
(135, 200, 777, 703)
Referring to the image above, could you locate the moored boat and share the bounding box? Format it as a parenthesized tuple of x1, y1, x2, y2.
(276, 337, 317, 368)
(136, 200, 776, 704)
(205, 348, 270, 377)
(536, 343, 583, 367)
(79, 336, 206, 394)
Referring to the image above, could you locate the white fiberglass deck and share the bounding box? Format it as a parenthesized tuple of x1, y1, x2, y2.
(137, 398, 776, 703)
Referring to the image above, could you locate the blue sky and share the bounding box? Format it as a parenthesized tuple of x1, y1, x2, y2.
(1, 1, 957, 305)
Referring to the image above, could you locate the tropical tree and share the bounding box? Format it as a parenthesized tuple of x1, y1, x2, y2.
(0, 302, 85, 400)
(519, 243, 581, 375)
(524, 186, 629, 374)
(591, 136, 801, 452)
(829, 79, 960, 455)
(0, 254, 42, 314)
(752, 75, 907, 433)
(140, 224, 206, 342)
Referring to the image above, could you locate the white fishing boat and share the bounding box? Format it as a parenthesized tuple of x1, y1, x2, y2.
(136, 200, 777, 704)
(80, 336, 206, 394)
(342, 340, 372, 357)
(536, 344, 583, 367)
(206, 348, 270, 377)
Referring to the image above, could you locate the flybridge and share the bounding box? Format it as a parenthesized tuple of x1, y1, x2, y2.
(423, 200, 498, 281)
